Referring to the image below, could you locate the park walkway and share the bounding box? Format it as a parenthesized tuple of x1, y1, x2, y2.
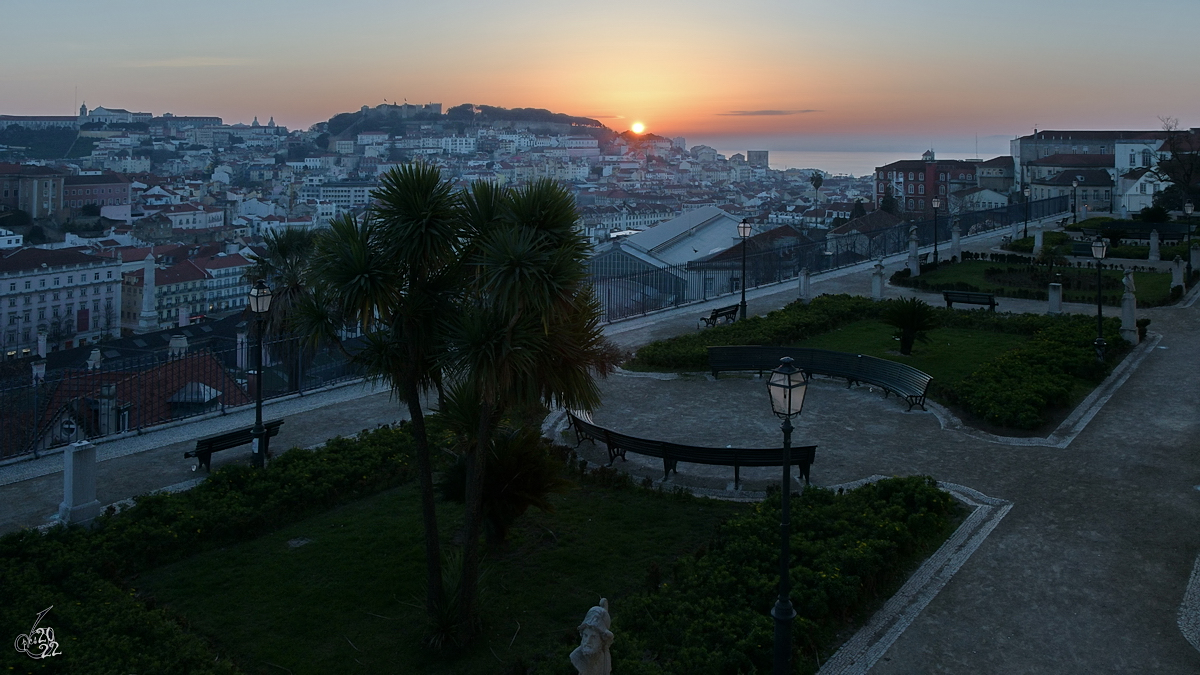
(1, 218, 1197, 672)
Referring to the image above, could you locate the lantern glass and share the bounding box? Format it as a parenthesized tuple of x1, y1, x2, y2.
(1091, 237, 1107, 260)
(248, 280, 273, 314)
(1024, 186, 1031, 197)
(767, 357, 807, 418)
(1186, 201, 1194, 216)
(737, 220, 752, 239)
(931, 198, 940, 209)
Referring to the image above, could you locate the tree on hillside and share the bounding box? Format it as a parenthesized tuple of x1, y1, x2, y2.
(1150, 117, 1200, 210)
(850, 200, 867, 220)
(880, 185, 899, 214)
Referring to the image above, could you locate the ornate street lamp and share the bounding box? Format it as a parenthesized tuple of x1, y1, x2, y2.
(931, 197, 941, 268)
(1023, 185, 1031, 239)
(1072, 179, 1080, 224)
(1185, 201, 1194, 285)
(1091, 238, 1107, 363)
(248, 279, 273, 468)
(766, 356, 809, 675)
(738, 219, 752, 320)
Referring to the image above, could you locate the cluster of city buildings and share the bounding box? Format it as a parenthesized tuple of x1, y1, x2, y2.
(0, 101, 1196, 362)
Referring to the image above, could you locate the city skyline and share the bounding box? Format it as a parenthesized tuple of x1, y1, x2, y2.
(2, 0, 1199, 155)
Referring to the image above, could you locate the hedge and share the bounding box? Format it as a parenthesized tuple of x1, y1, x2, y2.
(0, 423, 433, 674)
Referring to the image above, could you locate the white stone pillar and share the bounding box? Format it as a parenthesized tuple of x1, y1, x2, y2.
(236, 331, 248, 370)
(1033, 224, 1044, 256)
(797, 267, 811, 304)
(1048, 282, 1063, 316)
(1172, 255, 1184, 288)
(37, 331, 47, 358)
(59, 441, 101, 524)
(178, 306, 190, 328)
(1149, 230, 1160, 261)
(950, 223, 962, 262)
(1120, 271, 1139, 344)
(907, 227, 921, 278)
(871, 259, 885, 301)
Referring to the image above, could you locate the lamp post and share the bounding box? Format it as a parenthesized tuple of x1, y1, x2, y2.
(1091, 237, 1107, 364)
(766, 356, 808, 675)
(738, 219, 752, 320)
(1185, 201, 1194, 285)
(931, 197, 941, 268)
(248, 279, 273, 468)
(1023, 185, 1031, 239)
(1072, 179, 1079, 224)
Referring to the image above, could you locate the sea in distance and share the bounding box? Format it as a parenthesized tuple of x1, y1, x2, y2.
(707, 148, 991, 178)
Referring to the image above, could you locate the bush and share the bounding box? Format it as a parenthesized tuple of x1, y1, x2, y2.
(0, 423, 430, 673)
(591, 476, 959, 675)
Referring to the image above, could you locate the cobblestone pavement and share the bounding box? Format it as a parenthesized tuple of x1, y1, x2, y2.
(2, 221, 1197, 672)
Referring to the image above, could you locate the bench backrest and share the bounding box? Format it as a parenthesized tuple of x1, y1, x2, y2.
(707, 346, 931, 396)
(942, 291, 993, 302)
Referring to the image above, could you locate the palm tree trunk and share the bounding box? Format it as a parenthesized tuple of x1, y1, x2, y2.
(457, 400, 492, 635)
(404, 376, 445, 618)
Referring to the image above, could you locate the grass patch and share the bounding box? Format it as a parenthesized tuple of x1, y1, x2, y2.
(138, 480, 748, 674)
(790, 319, 1029, 389)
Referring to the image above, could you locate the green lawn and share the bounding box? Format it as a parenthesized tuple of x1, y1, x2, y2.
(790, 319, 1029, 389)
(911, 260, 1173, 306)
(138, 480, 747, 675)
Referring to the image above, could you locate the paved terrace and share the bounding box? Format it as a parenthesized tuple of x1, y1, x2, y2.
(2, 218, 1198, 672)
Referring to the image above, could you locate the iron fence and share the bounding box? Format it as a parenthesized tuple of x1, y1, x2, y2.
(0, 333, 361, 460)
(589, 196, 1070, 322)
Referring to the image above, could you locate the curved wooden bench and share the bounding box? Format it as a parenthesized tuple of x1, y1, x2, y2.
(707, 346, 932, 411)
(566, 410, 816, 488)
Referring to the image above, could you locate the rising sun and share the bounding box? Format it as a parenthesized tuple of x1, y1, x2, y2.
(631, 122, 645, 134)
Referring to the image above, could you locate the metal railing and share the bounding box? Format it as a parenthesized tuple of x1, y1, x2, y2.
(589, 196, 1070, 322)
(0, 333, 361, 460)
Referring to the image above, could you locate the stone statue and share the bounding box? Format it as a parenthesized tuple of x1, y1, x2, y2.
(570, 598, 613, 675)
(1123, 270, 1136, 294)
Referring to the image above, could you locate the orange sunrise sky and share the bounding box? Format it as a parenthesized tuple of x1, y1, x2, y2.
(3, 0, 1199, 155)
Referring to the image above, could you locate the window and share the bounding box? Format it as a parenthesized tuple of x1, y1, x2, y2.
(1143, 150, 1153, 166)
(907, 184, 914, 194)
(908, 199, 915, 209)
(24, 281, 30, 290)
(53, 278, 59, 286)
(939, 185, 946, 195)
(1130, 153, 1137, 166)
(39, 280, 44, 288)
(52, 292, 59, 301)
(918, 199, 925, 209)
(918, 184, 925, 194)
(1104, 190, 1111, 200)
(106, 271, 112, 279)
(94, 273, 99, 281)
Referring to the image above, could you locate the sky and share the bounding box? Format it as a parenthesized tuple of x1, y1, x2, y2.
(2, 0, 1199, 157)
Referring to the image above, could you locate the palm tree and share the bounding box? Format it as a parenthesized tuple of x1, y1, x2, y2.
(881, 297, 939, 355)
(293, 164, 464, 624)
(444, 179, 616, 635)
(247, 227, 320, 392)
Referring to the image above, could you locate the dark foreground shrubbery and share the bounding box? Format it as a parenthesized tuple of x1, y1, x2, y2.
(531, 475, 960, 675)
(0, 424, 429, 674)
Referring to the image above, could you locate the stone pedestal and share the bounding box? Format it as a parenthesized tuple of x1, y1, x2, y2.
(59, 441, 101, 524)
(1121, 292, 1139, 344)
(798, 267, 811, 303)
(1172, 256, 1184, 288)
(871, 260, 885, 301)
(1149, 230, 1160, 261)
(907, 228, 920, 278)
(1033, 225, 1044, 256)
(950, 224, 962, 262)
(1048, 282, 1063, 315)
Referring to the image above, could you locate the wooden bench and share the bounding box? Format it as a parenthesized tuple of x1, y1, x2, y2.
(699, 303, 740, 329)
(942, 290, 997, 311)
(707, 346, 933, 411)
(185, 419, 284, 472)
(567, 411, 817, 488)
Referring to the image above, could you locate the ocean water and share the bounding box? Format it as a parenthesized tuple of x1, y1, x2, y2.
(707, 148, 992, 178)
